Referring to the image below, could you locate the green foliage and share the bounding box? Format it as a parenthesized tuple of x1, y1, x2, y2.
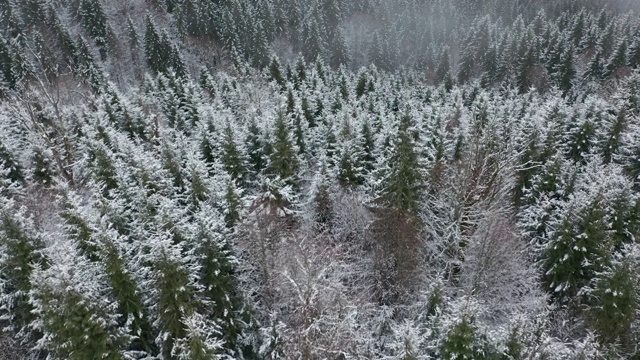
(602, 110, 626, 164)
(542, 200, 610, 303)
(246, 118, 267, 176)
(268, 114, 299, 186)
(79, 0, 112, 60)
(383, 115, 423, 214)
(440, 317, 501, 360)
(221, 123, 247, 184)
(144, 16, 185, 76)
(557, 48, 575, 97)
(101, 240, 157, 355)
(153, 249, 199, 359)
(88, 143, 119, 195)
(0, 210, 44, 336)
(35, 286, 129, 360)
(31, 147, 54, 185)
(269, 57, 286, 90)
(0, 141, 24, 184)
(586, 258, 637, 349)
(224, 181, 241, 228)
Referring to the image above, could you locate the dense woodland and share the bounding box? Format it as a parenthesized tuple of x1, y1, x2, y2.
(3, 0, 640, 359)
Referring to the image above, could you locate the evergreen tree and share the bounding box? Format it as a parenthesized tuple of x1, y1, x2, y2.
(144, 15, 166, 75)
(79, 0, 113, 60)
(602, 110, 626, 164)
(584, 51, 604, 81)
(557, 47, 575, 97)
(604, 38, 628, 77)
(0, 203, 45, 340)
(586, 255, 637, 349)
(149, 239, 201, 359)
(221, 122, 248, 185)
(628, 36, 640, 68)
(382, 115, 423, 214)
(435, 46, 452, 90)
(0, 140, 24, 184)
(542, 199, 610, 303)
(246, 118, 267, 176)
(30, 245, 131, 360)
(269, 57, 286, 90)
(330, 28, 349, 69)
(268, 113, 299, 187)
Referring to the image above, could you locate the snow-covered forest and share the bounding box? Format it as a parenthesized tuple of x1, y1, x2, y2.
(2, 0, 640, 359)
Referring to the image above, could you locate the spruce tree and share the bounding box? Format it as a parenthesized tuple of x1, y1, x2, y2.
(268, 113, 299, 187)
(383, 115, 423, 214)
(30, 245, 131, 360)
(79, 0, 112, 60)
(542, 200, 610, 303)
(221, 122, 248, 185)
(586, 256, 637, 348)
(0, 204, 44, 340)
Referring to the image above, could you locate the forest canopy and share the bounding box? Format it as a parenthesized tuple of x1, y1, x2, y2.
(2, 0, 640, 359)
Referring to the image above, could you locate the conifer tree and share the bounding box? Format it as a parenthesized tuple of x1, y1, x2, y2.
(542, 199, 610, 303)
(149, 239, 201, 359)
(440, 317, 489, 360)
(96, 228, 157, 355)
(602, 110, 626, 164)
(144, 15, 166, 75)
(246, 118, 268, 177)
(269, 57, 286, 90)
(0, 203, 44, 340)
(0, 140, 24, 184)
(584, 51, 604, 81)
(268, 113, 299, 187)
(604, 38, 628, 77)
(79, 0, 112, 60)
(30, 244, 131, 360)
(435, 46, 452, 89)
(330, 28, 349, 69)
(557, 47, 575, 97)
(628, 36, 640, 69)
(586, 255, 637, 349)
(221, 122, 248, 185)
(383, 115, 423, 214)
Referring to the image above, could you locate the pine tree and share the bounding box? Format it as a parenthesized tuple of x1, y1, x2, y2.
(150, 240, 200, 359)
(602, 110, 626, 164)
(557, 47, 575, 97)
(435, 46, 452, 89)
(246, 118, 267, 176)
(0, 203, 45, 340)
(440, 317, 485, 360)
(79, 0, 113, 61)
(268, 113, 299, 187)
(383, 115, 423, 214)
(586, 256, 637, 348)
(330, 28, 349, 69)
(97, 229, 157, 355)
(269, 57, 286, 90)
(584, 51, 604, 81)
(192, 208, 249, 355)
(0, 140, 24, 184)
(604, 38, 628, 77)
(628, 35, 640, 68)
(542, 200, 610, 303)
(144, 15, 166, 75)
(30, 245, 131, 360)
(304, 15, 326, 62)
(0, 37, 24, 91)
(221, 122, 248, 185)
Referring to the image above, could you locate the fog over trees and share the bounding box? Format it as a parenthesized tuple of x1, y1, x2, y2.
(2, 0, 640, 359)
